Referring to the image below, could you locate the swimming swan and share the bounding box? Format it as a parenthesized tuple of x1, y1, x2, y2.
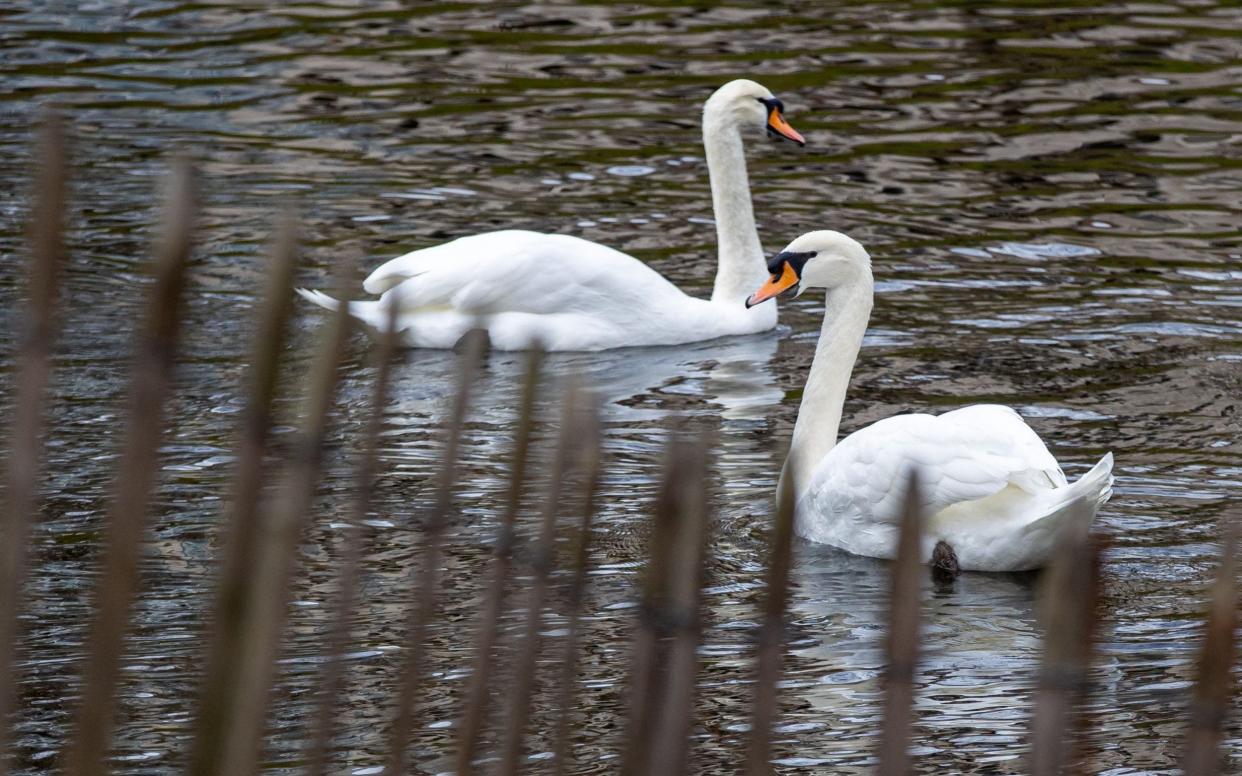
(746, 230, 1114, 571)
(299, 79, 804, 351)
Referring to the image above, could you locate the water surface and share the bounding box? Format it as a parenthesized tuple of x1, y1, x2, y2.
(1, 1, 1240, 773)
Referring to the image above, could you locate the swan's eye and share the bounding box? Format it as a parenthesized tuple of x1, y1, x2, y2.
(766, 250, 816, 277)
(757, 97, 785, 114)
(759, 97, 804, 145)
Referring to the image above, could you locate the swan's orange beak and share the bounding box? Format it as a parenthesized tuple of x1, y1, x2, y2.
(767, 109, 805, 146)
(746, 261, 800, 308)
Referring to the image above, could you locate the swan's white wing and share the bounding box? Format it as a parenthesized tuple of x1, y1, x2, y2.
(800, 404, 1066, 538)
(300, 227, 778, 350)
(363, 229, 686, 316)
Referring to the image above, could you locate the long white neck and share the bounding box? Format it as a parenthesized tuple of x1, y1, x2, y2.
(702, 110, 767, 305)
(781, 273, 874, 498)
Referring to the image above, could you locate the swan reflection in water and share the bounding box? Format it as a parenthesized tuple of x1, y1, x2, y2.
(782, 544, 1128, 769)
(782, 546, 1042, 764)
(374, 328, 782, 418)
(336, 327, 784, 481)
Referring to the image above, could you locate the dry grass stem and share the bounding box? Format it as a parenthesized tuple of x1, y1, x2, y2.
(1029, 502, 1100, 776)
(746, 457, 798, 776)
(198, 256, 354, 776)
(455, 348, 543, 776)
(550, 394, 601, 776)
(876, 471, 924, 776)
(305, 287, 402, 776)
(498, 378, 586, 776)
(65, 159, 196, 776)
(190, 214, 300, 776)
(384, 329, 486, 776)
(645, 436, 710, 776)
(1182, 517, 1239, 776)
(0, 112, 68, 776)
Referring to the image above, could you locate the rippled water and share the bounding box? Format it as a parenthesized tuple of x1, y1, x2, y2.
(1, 1, 1240, 773)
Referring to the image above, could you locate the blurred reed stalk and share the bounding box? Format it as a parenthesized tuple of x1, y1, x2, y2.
(877, 472, 924, 776)
(192, 253, 355, 776)
(621, 435, 710, 776)
(384, 329, 487, 776)
(455, 349, 543, 776)
(1182, 518, 1239, 776)
(745, 461, 797, 776)
(645, 436, 709, 776)
(64, 159, 195, 776)
(0, 111, 68, 776)
(305, 290, 402, 776)
(620, 444, 682, 776)
(1029, 502, 1100, 776)
(188, 215, 299, 776)
(550, 397, 602, 776)
(498, 378, 592, 776)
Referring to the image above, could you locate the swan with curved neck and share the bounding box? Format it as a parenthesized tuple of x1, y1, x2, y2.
(299, 79, 804, 351)
(747, 231, 1114, 571)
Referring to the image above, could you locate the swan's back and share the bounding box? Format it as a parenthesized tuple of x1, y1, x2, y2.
(796, 404, 1111, 571)
(302, 229, 776, 350)
(363, 229, 685, 314)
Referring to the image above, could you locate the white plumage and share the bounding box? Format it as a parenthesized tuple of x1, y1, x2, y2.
(749, 231, 1114, 571)
(298, 79, 805, 351)
(798, 406, 1113, 571)
(299, 230, 772, 351)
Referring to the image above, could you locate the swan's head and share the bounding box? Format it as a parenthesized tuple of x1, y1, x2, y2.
(704, 79, 805, 146)
(745, 231, 871, 308)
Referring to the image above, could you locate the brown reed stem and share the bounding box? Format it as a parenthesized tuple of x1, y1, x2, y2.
(620, 437, 685, 776)
(64, 159, 195, 776)
(746, 457, 798, 776)
(0, 112, 68, 776)
(384, 329, 486, 776)
(550, 394, 601, 776)
(454, 348, 543, 776)
(877, 470, 924, 776)
(1182, 517, 1239, 776)
(305, 289, 402, 776)
(189, 214, 299, 776)
(200, 256, 354, 776)
(498, 378, 585, 776)
(646, 436, 710, 776)
(1029, 501, 1099, 776)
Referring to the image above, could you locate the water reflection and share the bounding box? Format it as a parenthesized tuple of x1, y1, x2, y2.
(1, 0, 1240, 773)
(790, 548, 1042, 770)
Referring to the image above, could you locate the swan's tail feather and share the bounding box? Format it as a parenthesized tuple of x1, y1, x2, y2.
(1029, 452, 1113, 532)
(1007, 452, 1113, 570)
(296, 287, 341, 312)
(295, 287, 394, 334)
(1070, 451, 1114, 510)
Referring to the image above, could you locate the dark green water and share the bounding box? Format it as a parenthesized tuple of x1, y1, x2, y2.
(0, 1, 1239, 773)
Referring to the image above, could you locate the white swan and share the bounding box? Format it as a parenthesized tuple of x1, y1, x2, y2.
(298, 79, 804, 351)
(746, 231, 1114, 572)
